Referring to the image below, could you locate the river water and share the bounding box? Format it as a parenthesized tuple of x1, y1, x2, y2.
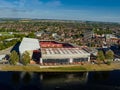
(0, 71, 120, 90)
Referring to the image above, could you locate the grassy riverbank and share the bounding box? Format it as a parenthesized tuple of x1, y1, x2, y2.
(0, 63, 120, 72)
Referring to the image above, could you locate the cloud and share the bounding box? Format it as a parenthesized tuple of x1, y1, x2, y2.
(0, 0, 63, 19)
(0, 0, 119, 22)
(11, 0, 43, 9)
(0, 0, 42, 14)
(0, 8, 120, 22)
(45, 0, 62, 7)
(0, 0, 16, 8)
(0, 0, 62, 8)
(0, 0, 63, 18)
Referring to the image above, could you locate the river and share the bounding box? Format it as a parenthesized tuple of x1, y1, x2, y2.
(0, 71, 120, 90)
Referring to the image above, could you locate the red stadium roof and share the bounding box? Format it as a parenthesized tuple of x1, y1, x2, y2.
(40, 41, 74, 48)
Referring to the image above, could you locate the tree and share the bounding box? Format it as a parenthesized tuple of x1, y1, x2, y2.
(21, 51, 30, 65)
(9, 50, 19, 65)
(105, 50, 114, 61)
(97, 50, 105, 63)
(27, 32, 35, 38)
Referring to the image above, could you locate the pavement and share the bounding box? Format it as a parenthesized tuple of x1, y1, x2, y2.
(0, 46, 13, 55)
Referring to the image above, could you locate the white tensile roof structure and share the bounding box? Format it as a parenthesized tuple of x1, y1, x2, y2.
(19, 37, 40, 54)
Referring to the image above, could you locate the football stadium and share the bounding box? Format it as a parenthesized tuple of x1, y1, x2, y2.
(19, 38, 90, 65)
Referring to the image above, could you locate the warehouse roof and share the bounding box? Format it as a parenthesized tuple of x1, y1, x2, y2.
(19, 38, 40, 54)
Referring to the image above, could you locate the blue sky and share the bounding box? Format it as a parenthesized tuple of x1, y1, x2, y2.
(0, 0, 120, 22)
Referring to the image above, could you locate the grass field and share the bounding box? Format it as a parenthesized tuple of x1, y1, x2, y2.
(0, 32, 14, 37)
(0, 63, 120, 72)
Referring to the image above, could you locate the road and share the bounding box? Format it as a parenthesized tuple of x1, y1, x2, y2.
(0, 46, 13, 55)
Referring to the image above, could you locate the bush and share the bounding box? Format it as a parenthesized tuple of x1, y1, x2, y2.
(106, 61, 111, 65)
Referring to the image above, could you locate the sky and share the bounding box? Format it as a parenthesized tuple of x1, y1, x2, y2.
(0, 0, 120, 22)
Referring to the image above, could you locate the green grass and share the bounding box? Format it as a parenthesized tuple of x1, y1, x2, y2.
(0, 32, 9, 34)
(1, 65, 87, 72)
(0, 32, 14, 37)
(48, 66, 86, 71)
(1, 63, 120, 72)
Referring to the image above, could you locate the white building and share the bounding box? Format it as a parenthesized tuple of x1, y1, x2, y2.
(52, 33, 57, 37)
(19, 38, 40, 58)
(35, 31, 45, 37)
(105, 34, 117, 39)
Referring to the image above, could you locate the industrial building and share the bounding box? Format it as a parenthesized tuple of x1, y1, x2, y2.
(19, 38, 90, 65)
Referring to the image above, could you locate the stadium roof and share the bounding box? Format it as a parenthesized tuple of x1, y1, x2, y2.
(41, 48, 90, 59)
(19, 38, 40, 54)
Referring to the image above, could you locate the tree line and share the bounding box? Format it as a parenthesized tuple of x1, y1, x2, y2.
(97, 50, 114, 65)
(9, 50, 30, 65)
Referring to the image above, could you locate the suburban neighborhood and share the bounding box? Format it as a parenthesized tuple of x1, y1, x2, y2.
(0, 19, 119, 69)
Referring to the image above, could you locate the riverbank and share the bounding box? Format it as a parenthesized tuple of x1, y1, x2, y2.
(0, 63, 120, 72)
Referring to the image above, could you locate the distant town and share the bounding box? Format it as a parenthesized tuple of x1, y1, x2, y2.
(0, 18, 120, 69)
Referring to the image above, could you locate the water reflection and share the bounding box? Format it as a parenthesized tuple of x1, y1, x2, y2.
(22, 72, 32, 84)
(41, 72, 88, 85)
(12, 72, 20, 85)
(11, 72, 20, 90)
(0, 71, 119, 90)
(92, 71, 110, 81)
(39, 72, 89, 90)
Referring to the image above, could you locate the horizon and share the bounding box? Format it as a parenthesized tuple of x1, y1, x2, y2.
(0, 18, 119, 24)
(0, 0, 120, 23)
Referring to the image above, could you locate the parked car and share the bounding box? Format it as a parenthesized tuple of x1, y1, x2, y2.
(114, 58, 120, 61)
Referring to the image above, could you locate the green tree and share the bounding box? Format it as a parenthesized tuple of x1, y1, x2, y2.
(21, 51, 30, 65)
(9, 50, 19, 65)
(97, 50, 105, 63)
(27, 32, 35, 38)
(105, 50, 114, 62)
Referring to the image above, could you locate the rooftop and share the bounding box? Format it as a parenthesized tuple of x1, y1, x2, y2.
(41, 47, 90, 59)
(19, 38, 40, 54)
